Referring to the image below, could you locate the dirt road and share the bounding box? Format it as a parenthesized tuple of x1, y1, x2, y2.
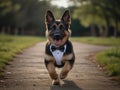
(0, 42, 120, 90)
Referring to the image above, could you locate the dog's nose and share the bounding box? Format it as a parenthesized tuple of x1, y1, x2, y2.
(53, 33, 62, 40)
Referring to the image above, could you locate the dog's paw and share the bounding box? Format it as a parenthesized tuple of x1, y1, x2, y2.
(52, 79, 60, 85)
(60, 74, 67, 79)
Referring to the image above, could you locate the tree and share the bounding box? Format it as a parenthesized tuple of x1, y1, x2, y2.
(13, 0, 52, 35)
(72, 0, 120, 37)
(0, 0, 52, 35)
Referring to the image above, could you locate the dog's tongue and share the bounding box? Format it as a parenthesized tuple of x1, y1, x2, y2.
(54, 40, 62, 46)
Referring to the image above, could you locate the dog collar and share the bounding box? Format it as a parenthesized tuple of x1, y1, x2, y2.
(50, 44, 66, 53)
(50, 44, 66, 65)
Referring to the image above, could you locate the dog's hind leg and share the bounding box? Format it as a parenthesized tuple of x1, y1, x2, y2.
(45, 61, 59, 85)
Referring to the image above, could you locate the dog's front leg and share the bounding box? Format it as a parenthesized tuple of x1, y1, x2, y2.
(60, 61, 72, 79)
(46, 62, 57, 79)
(45, 61, 59, 85)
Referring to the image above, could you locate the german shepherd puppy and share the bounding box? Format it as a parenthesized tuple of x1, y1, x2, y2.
(44, 10, 75, 85)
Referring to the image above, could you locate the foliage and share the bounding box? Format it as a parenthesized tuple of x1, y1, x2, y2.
(0, 34, 45, 77)
(1, 0, 120, 36)
(73, 0, 120, 26)
(0, 0, 52, 35)
(72, 0, 120, 37)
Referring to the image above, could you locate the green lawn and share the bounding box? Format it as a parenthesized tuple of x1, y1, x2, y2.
(71, 37, 120, 46)
(96, 47, 120, 79)
(71, 37, 120, 81)
(0, 34, 45, 77)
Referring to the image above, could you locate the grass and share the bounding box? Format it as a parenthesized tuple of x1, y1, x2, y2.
(71, 37, 120, 81)
(0, 34, 45, 77)
(71, 37, 120, 46)
(96, 47, 120, 80)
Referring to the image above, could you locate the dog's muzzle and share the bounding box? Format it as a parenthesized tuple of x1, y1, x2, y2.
(50, 30, 64, 40)
(53, 33, 63, 40)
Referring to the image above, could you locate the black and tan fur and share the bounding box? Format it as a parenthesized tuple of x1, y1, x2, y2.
(44, 10, 75, 85)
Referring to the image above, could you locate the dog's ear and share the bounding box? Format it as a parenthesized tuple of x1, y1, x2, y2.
(61, 10, 71, 25)
(45, 10, 55, 24)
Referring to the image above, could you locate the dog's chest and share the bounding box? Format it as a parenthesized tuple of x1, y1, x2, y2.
(52, 50, 64, 65)
(50, 45, 66, 65)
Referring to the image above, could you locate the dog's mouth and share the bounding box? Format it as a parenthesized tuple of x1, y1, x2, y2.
(53, 39, 62, 46)
(52, 33, 64, 46)
(50, 31, 65, 47)
(53, 34, 63, 46)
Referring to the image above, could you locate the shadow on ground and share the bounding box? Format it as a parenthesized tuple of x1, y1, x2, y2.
(50, 80, 82, 90)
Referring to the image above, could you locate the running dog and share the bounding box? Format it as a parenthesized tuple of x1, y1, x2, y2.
(44, 10, 75, 85)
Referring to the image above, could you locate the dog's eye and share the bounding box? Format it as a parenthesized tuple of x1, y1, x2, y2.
(52, 25, 56, 30)
(60, 25, 64, 30)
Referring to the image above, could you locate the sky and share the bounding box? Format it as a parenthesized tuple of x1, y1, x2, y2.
(50, 0, 70, 8)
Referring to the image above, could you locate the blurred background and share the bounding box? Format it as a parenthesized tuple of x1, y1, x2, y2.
(0, 0, 120, 37)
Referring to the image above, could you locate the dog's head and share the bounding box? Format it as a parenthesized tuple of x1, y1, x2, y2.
(45, 10, 71, 47)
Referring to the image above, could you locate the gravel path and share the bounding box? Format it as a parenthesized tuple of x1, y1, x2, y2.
(0, 42, 120, 90)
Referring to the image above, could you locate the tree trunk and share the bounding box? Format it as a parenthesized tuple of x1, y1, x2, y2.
(7, 26, 11, 34)
(2, 27, 5, 34)
(104, 15, 110, 37)
(21, 28, 25, 35)
(15, 28, 19, 35)
(90, 24, 100, 37)
(90, 24, 96, 36)
(114, 19, 118, 37)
